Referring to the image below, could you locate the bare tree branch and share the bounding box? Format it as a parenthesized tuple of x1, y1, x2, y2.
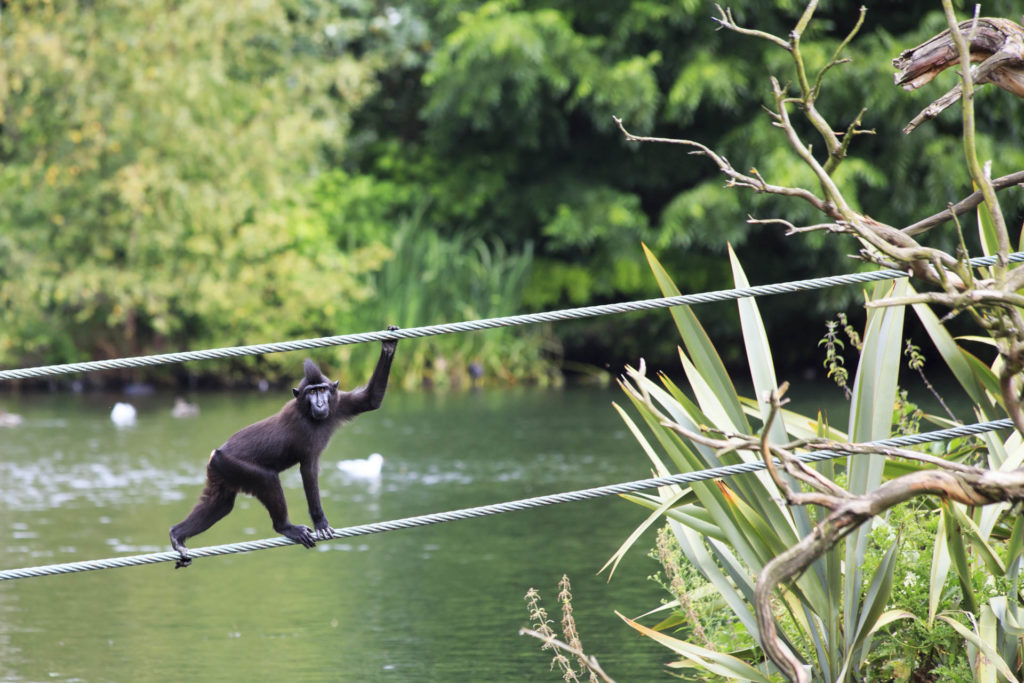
(613, 116, 834, 215)
(902, 170, 1024, 236)
(755, 467, 1024, 683)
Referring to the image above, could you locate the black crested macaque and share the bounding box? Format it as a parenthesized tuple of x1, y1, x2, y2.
(169, 327, 399, 568)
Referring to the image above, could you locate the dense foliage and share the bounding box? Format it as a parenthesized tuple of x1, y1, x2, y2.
(342, 0, 1024, 366)
(3, 1, 1024, 383)
(1, 0, 386, 382)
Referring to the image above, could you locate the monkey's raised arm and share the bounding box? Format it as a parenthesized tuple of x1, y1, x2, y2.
(338, 325, 399, 416)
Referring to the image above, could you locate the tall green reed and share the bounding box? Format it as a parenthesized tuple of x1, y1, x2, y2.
(329, 219, 559, 389)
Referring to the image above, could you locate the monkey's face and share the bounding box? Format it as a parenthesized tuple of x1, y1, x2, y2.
(293, 376, 339, 420)
(306, 385, 333, 420)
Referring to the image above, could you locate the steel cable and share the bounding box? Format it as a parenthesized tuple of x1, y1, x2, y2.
(3, 252, 1022, 382)
(0, 417, 1011, 581)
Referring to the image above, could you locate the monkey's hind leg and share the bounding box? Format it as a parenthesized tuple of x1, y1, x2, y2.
(169, 460, 237, 569)
(207, 447, 318, 550)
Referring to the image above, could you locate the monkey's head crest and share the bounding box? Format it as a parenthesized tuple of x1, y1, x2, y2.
(303, 358, 326, 384)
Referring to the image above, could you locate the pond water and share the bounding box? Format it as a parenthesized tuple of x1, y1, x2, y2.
(0, 386, 676, 681)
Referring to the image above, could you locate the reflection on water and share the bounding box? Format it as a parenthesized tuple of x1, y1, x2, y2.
(0, 387, 671, 681)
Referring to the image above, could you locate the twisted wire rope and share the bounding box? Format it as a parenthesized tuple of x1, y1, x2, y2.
(3, 252, 1022, 382)
(0, 417, 1011, 581)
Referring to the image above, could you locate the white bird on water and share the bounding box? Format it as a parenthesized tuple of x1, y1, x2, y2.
(110, 402, 137, 428)
(0, 410, 24, 428)
(337, 452, 384, 478)
(171, 397, 200, 418)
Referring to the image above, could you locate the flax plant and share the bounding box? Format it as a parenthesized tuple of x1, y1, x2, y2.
(615, 244, 1024, 679)
(611, 247, 902, 680)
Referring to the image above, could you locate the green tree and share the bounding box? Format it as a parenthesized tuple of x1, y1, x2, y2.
(340, 0, 1024, 368)
(0, 0, 383, 380)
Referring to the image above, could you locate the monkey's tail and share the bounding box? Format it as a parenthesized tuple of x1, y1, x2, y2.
(201, 450, 237, 501)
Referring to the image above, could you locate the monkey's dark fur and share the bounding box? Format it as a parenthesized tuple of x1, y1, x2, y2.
(169, 328, 399, 568)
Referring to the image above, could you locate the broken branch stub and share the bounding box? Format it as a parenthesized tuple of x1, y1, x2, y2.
(894, 17, 1024, 134)
(894, 17, 1024, 93)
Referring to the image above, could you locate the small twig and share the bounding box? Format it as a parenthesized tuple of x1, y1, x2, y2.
(616, 113, 963, 287)
(947, 210, 978, 292)
(760, 386, 851, 504)
(747, 216, 847, 235)
(763, 77, 958, 280)
(813, 5, 868, 99)
(712, 4, 791, 51)
(999, 370, 1024, 437)
(829, 107, 874, 174)
(518, 629, 616, 683)
(904, 339, 960, 423)
(808, 440, 978, 474)
(771, 444, 853, 501)
(661, 420, 758, 459)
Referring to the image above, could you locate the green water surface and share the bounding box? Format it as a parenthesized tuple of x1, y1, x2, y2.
(0, 386, 671, 681)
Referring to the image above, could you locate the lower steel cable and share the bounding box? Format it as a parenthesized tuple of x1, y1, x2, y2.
(0, 417, 1011, 581)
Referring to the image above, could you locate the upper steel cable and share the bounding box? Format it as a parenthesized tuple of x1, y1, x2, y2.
(2, 251, 1022, 382)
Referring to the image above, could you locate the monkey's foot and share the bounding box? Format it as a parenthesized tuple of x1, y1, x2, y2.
(280, 524, 317, 548)
(170, 534, 192, 569)
(314, 526, 335, 541)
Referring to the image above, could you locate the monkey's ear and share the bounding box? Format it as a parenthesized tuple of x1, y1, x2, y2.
(332, 381, 339, 391)
(292, 387, 301, 398)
